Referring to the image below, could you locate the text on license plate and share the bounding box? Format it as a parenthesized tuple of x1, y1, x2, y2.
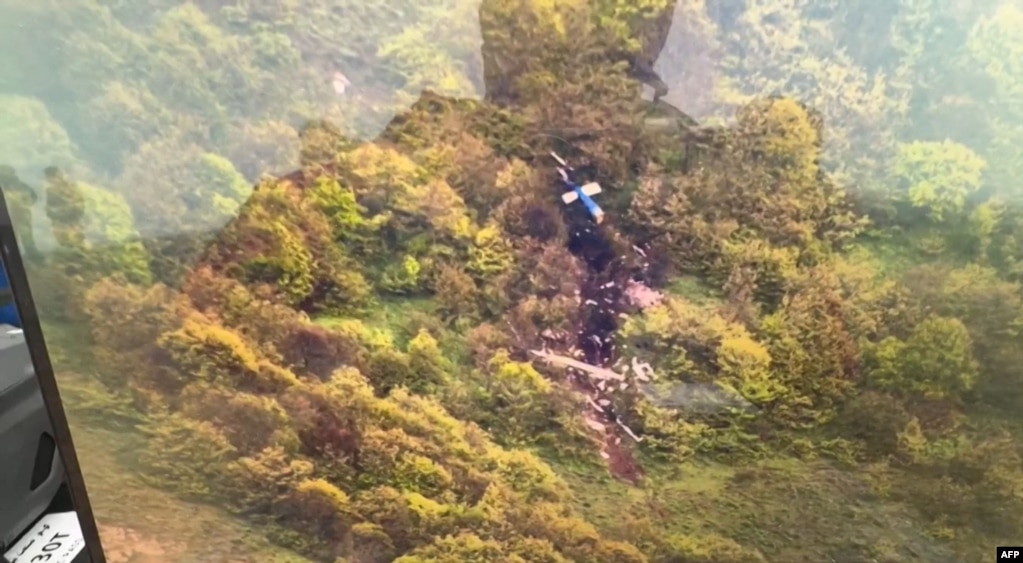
(4, 512, 86, 563)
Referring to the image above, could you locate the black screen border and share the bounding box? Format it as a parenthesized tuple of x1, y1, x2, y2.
(0, 186, 106, 563)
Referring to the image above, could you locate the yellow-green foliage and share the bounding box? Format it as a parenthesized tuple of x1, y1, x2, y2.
(79, 183, 152, 285)
(716, 332, 784, 404)
(381, 255, 423, 295)
(364, 348, 416, 395)
(716, 238, 800, 309)
(471, 351, 563, 446)
(0, 94, 78, 173)
(479, 0, 589, 94)
(117, 305, 639, 559)
(758, 267, 863, 424)
(221, 446, 315, 513)
(591, 0, 675, 53)
(179, 383, 298, 454)
(244, 222, 316, 304)
(739, 97, 822, 188)
(393, 454, 455, 496)
(287, 478, 352, 531)
(485, 448, 567, 503)
(378, 6, 481, 102)
(157, 313, 299, 394)
(629, 98, 863, 278)
(407, 330, 451, 389)
(659, 533, 767, 563)
(44, 168, 86, 246)
(79, 81, 173, 172)
(892, 431, 1023, 538)
(194, 153, 251, 216)
(891, 140, 986, 222)
(868, 315, 978, 400)
(622, 296, 786, 405)
(30, 1, 1023, 561)
(718, 2, 901, 198)
(966, 4, 1023, 191)
(116, 138, 252, 282)
(305, 176, 380, 254)
(82, 277, 187, 389)
(24, 177, 152, 320)
(904, 264, 1023, 406)
(620, 296, 793, 456)
(341, 144, 474, 241)
(467, 222, 515, 282)
(205, 179, 371, 312)
(138, 413, 237, 498)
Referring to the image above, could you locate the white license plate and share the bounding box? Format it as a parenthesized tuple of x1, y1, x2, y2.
(4, 512, 86, 563)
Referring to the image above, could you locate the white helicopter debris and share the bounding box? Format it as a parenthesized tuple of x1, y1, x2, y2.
(616, 419, 643, 442)
(624, 279, 664, 309)
(631, 357, 654, 382)
(529, 349, 626, 381)
(332, 71, 351, 95)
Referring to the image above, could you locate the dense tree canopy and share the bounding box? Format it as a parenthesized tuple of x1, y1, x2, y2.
(4, 0, 1023, 561)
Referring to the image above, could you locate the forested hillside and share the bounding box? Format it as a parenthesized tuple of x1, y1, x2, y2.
(3, 0, 1023, 561)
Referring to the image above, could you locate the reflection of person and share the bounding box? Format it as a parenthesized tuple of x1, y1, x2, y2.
(0, 264, 20, 328)
(43, 166, 86, 249)
(0, 165, 40, 261)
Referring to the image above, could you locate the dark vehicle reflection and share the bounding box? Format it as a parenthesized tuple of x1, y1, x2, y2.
(0, 216, 97, 563)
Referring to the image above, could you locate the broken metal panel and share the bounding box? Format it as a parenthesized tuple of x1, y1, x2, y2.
(529, 349, 626, 381)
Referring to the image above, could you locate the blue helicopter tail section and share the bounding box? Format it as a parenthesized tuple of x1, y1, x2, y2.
(551, 150, 605, 224)
(579, 191, 605, 224)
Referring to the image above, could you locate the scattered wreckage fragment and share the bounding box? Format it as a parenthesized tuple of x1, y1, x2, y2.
(331, 71, 351, 95)
(631, 357, 653, 382)
(530, 349, 645, 443)
(529, 349, 625, 381)
(616, 419, 643, 442)
(624, 279, 664, 309)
